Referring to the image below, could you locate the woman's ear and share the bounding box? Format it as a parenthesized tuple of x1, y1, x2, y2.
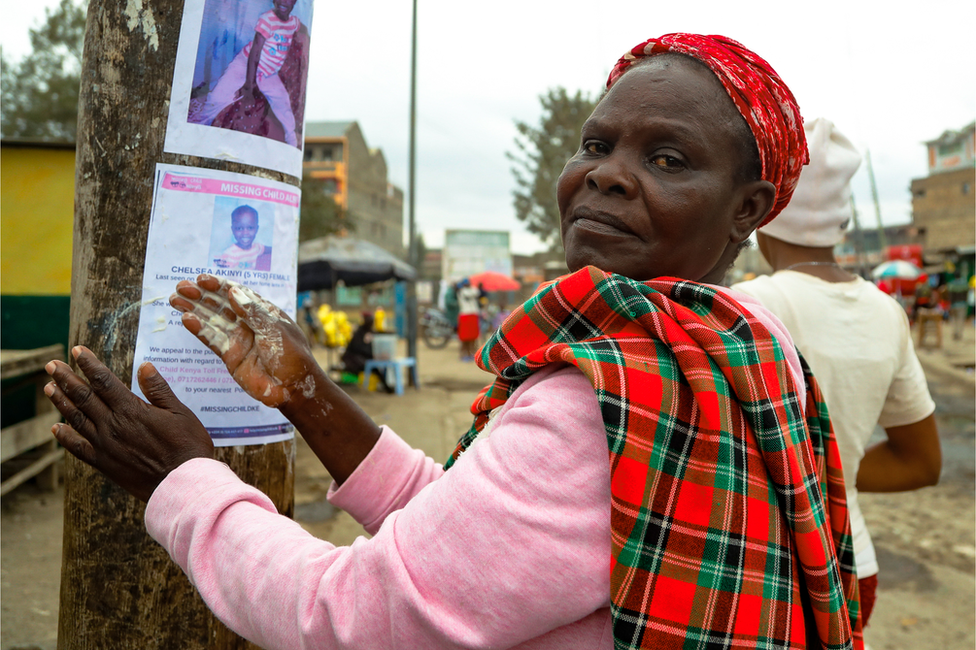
(730, 179, 776, 242)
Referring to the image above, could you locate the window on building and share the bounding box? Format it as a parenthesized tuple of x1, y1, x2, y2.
(321, 144, 341, 161)
(963, 182, 971, 195)
(303, 148, 314, 162)
(914, 188, 926, 198)
(938, 141, 963, 156)
(322, 178, 338, 194)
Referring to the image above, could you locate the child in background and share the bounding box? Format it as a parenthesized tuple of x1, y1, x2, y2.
(215, 205, 269, 270)
(192, 0, 303, 147)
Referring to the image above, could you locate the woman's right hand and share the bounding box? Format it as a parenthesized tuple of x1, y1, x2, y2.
(170, 275, 321, 408)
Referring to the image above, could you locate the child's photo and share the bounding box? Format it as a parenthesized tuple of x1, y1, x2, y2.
(187, 0, 312, 149)
(209, 197, 275, 271)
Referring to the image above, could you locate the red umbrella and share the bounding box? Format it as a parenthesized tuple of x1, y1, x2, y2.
(467, 271, 521, 292)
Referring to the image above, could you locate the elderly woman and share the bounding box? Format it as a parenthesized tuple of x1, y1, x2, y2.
(44, 34, 860, 650)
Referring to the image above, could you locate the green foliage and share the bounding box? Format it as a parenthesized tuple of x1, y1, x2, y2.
(1, 0, 87, 141)
(508, 87, 598, 251)
(299, 175, 354, 242)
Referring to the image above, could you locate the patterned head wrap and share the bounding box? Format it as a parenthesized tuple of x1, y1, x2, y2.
(607, 33, 808, 226)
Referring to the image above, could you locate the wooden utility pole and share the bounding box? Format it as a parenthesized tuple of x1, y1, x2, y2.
(62, 2, 295, 648)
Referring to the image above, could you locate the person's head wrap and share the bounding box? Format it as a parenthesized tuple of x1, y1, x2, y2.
(607, 33, 808, 226)
(760, 117, 862, 247)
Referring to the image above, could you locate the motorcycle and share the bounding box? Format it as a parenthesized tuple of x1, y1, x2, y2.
(419, 307, 454, 349)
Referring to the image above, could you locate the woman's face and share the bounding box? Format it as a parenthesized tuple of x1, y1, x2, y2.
(557, 56, 771, 283)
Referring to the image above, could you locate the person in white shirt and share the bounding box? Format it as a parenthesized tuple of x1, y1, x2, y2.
(455, 279, 482, 361)
(733, 117, 942, 627)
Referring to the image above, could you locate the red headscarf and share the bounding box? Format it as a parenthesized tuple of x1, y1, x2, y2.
(607, 33, 808, 226)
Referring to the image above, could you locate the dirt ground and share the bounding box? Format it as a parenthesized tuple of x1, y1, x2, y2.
(2, 336, 974, 649)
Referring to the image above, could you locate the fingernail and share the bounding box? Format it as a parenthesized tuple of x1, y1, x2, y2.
(45, 361, 57, 375)
(230, 286, 252, 305)
(51, 423, 60, 435)
(44, 382, 55, 396)
(71, 346, 83, 359)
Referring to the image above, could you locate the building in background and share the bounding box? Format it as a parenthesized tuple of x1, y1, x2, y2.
(910, 122, 975, 265)
(303, 121, 405, 259)
(421, 248, 442, 281)
(513, 250, 567, 284)
(441, 230, 512, 283)
(1, 140, 74, 353)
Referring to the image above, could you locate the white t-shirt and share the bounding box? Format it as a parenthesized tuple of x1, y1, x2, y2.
(733, 271, 935, 577)
(457, 285, 481, 316)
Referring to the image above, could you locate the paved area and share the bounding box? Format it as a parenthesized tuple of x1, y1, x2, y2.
(913, 316, 976, 390)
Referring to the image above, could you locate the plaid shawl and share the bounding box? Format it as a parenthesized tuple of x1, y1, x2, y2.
(444, 267, 861, 649)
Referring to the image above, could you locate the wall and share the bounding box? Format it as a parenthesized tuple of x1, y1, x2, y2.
(1, 144, 74, 351)
(927, 125, 976, 173)
(911, 166, 976, 254)
(344, 124, 405, 258)
(303, 122, 405, 259)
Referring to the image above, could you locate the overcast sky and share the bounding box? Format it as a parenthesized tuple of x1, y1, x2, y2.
(3, 0, 974, 254)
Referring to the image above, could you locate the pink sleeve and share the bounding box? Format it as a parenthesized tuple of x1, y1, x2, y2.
(145, 367, 611, 650)
(326, 425, 445, 535)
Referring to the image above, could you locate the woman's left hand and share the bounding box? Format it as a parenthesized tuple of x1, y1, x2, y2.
(44, 346, 215, 502)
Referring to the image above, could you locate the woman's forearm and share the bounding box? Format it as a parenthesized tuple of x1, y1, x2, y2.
(278, 367, 381, 485)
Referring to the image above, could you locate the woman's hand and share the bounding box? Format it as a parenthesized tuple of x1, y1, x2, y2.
(170, 274, 319, 408)
(44, 347, 214, 502)
(174, 275, 381, 485)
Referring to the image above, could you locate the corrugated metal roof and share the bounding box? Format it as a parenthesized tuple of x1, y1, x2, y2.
(304, 121, 354, 139)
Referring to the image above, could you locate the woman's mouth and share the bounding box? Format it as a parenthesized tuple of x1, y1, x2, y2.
(570, 207, 636, 237)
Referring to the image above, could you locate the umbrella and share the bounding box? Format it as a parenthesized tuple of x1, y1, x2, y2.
(467, 270, 521, 292)
(871, 260, 922, 280)
(297, 236, 416, 290)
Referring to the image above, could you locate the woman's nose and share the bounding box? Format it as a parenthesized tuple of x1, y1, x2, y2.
(584, 156, 638, 198)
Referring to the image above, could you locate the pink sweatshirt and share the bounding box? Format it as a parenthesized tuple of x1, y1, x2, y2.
(145, 290, 801, 650)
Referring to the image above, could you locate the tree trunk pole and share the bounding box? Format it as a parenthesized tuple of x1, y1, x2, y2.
(61, 1, 295, 648)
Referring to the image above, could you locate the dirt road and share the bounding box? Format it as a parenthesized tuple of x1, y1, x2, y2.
(2, 337, 973, 649)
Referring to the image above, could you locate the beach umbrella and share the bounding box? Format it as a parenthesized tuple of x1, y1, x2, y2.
(871, 260, 922, 280)
(467, 270, 521, 292)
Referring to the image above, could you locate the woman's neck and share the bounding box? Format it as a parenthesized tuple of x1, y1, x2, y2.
(760, 235, 856, 284)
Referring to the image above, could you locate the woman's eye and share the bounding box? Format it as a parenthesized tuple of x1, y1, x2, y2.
(582, 141, 609, 155)
(649, 154, 683, 169)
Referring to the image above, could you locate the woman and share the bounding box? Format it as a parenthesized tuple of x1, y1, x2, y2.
(455, 278, 481, 361)
(44, 34, 860, 649)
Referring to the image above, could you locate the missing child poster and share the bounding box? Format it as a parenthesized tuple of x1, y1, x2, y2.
(163, 0, 314, 178)
(132, 164, 300, 446)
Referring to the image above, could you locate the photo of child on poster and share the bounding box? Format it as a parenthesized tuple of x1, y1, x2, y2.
(187, 0, 311, 149)
(209, 198, 275, 271)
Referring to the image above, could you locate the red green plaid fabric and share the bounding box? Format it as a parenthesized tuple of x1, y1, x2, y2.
(444, 267, 861, 649)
